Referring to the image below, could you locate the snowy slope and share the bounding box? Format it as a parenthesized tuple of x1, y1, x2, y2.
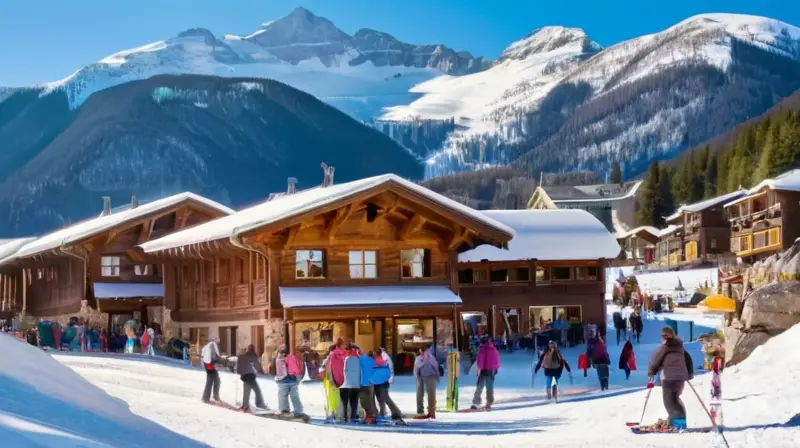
(44, 310, 800, 447)
(0, 334, 201, 447)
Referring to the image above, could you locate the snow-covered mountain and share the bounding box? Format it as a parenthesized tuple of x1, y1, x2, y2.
(31, 7, 486, 120)
(380, 13, 800, 178)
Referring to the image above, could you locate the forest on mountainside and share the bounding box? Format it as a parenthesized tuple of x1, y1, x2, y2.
(636, 104, 800, 227)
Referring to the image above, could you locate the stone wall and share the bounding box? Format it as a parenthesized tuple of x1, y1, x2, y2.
(436, 319, 454, 354)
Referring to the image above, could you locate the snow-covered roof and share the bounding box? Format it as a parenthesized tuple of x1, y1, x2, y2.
(140, 174, 515, 253)
(658, 224, 682, 238)
(681, 189, 747, 213)
(0, 238, 37, 263)
(545, 181, 642, 204)
(279, 285, 461, 308)
(664, 210, 683, 222)
(459, 209, 620, 262)
(615, 226, 659, 240)
(4, 192, 233, 263)
(746, 169, 800, 196)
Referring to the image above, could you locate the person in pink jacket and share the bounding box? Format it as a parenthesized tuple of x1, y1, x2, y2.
(327, 338, 347, 387)
(471, 335, 501, 410)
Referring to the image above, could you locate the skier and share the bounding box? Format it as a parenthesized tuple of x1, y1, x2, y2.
(533, 341, 572, 401)
(471, 335, 500, 410)
(357, 348, 378, 424)
(275, 344, 306, 418)
(619, 340, 636, 380)
(647, 326, 693, 431)
(372, 350, 405, 424)
(413, 345, 440, 419)
(320, 345, 343, 421)
(613, 309, 626, 346)
(629, 309, 644, 344)
(709, 349, 724, 427)
(201, 338, 222, 404)
(376, 347, 395, 418)
(590, 336, 611, 390)
(236, 344, 267, 412)
(340, 344, 362, 422)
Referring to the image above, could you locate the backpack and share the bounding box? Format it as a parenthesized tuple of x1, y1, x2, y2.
(544, 351, 561, 370)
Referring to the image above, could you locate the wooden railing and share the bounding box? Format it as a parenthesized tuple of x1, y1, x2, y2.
(733, 226, 781, 257)
(180, 279, 268, 310)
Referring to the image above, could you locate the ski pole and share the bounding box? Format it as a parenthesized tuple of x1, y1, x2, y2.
(687, 381, 730, 448)
(627, 386, 652, 427)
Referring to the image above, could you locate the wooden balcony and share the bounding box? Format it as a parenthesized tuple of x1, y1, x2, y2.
(731, 227, 782, 257)
(179, 279, 268, 311)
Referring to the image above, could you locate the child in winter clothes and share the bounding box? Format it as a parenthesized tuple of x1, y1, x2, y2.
(471, 336, 500, 410)
(590, 337, 611, 390)
(372, 352, 404, 422)
(376, 348, 395, 417)
(534, 341, 572, 400)
(237, 344, 267, 411)
(413, 346, 440, 419)
(340, 344, 362, 422)
(275, 345, 305, 417)
(321, 345, 343, 421)
(619, 341, 635, 380)
(357, 349, 378, 424)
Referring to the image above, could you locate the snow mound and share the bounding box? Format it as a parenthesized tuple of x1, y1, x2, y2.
(0, 334, 202, 447)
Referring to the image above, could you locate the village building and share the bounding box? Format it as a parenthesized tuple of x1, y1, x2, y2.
(456, 209, 620, 343)
(0, 193, 233, 332)
(615, 226, 659, 264)
(725, 169, 800, 261)
(0, 238, 36, 321)
(527, 181, 642, 234)
(137, 172, 514, 359)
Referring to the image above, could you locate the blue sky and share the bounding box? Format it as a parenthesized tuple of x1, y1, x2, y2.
(1, 0, 799, 86)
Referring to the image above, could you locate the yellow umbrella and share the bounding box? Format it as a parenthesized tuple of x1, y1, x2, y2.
(697, 294, 736, 313)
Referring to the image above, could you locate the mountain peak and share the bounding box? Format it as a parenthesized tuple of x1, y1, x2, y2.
(500, 26, 600, 61)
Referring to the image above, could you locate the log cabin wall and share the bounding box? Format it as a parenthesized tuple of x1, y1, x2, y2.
(0, 269, 23, 315)
(24, 257, 85, 317)
(457, 260, 605, 338)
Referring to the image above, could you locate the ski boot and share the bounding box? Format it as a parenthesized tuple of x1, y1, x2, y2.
(669, 418, 687, 432)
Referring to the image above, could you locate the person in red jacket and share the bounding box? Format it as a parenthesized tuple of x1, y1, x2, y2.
(619, 340, 635, 380)
(471, 335, 500, 410)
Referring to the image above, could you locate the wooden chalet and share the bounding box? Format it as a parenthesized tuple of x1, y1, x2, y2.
(616, 226, 659, 264)
(0, 194, 233, 331)
(725, 169, 800, 260)
(457, 209, 620, 342)
(655, 209, 685, 268)
(0, 238, 36, 320)
(138, 170, 514, 359)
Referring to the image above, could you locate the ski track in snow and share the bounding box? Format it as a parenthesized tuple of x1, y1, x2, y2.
(36, 304, 798, 447)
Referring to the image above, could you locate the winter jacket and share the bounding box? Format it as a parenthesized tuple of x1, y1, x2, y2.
(359, 355, 376, 387)
(380, 351, 395, 383)
(534, 349, 572, 377)
(414, 351, 440, 378)
(328, 348, 347, 387)
(590, 338, 610, 365)
(341, 355, 362, 388)
(476, 342, 501, 372)
(201, 342, 220, 365)
(613, 312, 625, 330)
(236, 351, 263, 377)
(648, 337, 692, 381)
(619, 342, 634, 369)
(373, 363, 392, 386)
(275, 353, 302, 383)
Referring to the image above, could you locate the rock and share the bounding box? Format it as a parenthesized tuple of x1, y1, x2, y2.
(724, 326, 772, 365)
(742, 281, 800, 330)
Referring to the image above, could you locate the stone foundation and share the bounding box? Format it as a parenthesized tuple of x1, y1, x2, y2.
(33, 300, 109, 329)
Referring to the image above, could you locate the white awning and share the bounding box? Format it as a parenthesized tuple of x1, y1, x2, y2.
(279, 285, 461, 308)
(93, 283, 165, 299)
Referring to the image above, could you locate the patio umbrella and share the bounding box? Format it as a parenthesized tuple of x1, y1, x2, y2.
(697, 295, 736, 313)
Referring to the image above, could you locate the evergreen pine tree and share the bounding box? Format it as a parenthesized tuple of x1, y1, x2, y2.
(636, 162, 663, 227)
(658, 165, 674, 223)
(704, 148, 718, 198)
(610, 159, 623, 185)
(672, 156, 690, 205)
(776, 110, 800, 172)
(755, 119, 782, 183)
(717, 151, 730, 196)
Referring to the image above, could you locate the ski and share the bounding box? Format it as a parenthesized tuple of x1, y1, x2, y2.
(251, 411, 311, 423)
(631, 426, 712, 434)
(457, 406, 490, 413)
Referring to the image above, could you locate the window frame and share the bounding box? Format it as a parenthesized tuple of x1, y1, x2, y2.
(574, 266, 599, 281)
(551, 266, 572, 281)
(535, 267, 551, 285)
(134, 264, 155, 276)
(490, 268, 508, 283)
(101, 256, 121, 277)
(348, 250, 378, 279)
(400, 248, 430, 279)
(295, 249, 325, 279)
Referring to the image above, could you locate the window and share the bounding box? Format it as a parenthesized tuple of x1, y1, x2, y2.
(134, 264, 156, 276)
(349, 250, 377, 279)
(552, 267, 572, 280)
(473, 270, 488, 282)
(513, 268, 530, 282)
(710, 238, 718, 249)
(401, 249, 429, 278)
(490, 269, 508, 282)
(296, 250, 324, 279)
(536, 267, 550, 284)
(101, 256, 120, 277)
(575, 266, 599, 281)
(457, 269, 474, 284)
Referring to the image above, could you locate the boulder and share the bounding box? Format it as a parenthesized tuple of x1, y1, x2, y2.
(724, 326, 772, 365)
(742, 281, 800, 330)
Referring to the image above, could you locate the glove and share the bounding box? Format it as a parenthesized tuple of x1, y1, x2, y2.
(647, 376, 655, 389)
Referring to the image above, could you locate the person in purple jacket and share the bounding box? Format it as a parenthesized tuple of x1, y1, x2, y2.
(471, 335, 500, 410)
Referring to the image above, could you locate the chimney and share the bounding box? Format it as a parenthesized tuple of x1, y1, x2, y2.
(130, 194, 138, 209)
(321, 162, 335, 187)
(287, 177, 297, 195)
(102, 196, 111, 216)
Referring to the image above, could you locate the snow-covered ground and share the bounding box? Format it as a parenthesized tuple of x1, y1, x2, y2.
(7, 305, 798, 447)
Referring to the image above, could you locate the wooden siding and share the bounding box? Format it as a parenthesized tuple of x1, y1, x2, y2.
(24, 258, 84, 314)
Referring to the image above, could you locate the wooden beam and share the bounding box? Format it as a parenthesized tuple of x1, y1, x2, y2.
(138, 219, 155, 244)
(397, 213, 426, 240)
(286, 225, 300, 247)
(176, 209, 193, 230)
(326, 204, 355, 241)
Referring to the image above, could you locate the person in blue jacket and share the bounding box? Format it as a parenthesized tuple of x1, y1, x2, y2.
(357, 348, 378, 424)
(372, 350, 405, 424)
